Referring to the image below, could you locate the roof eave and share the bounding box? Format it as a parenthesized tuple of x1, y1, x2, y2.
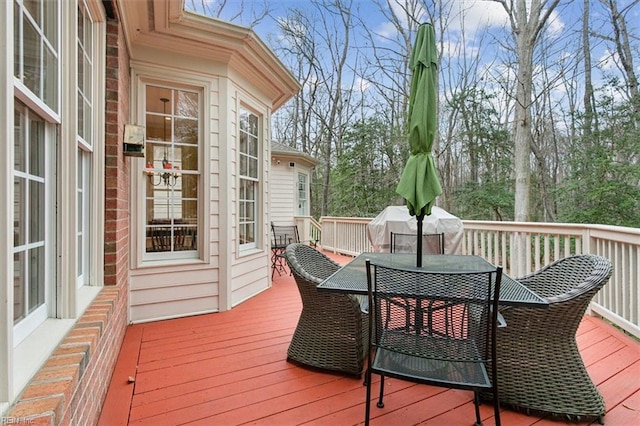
(117, 0, 300, 110)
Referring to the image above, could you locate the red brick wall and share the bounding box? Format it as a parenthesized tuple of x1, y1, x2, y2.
(7, 5, 131, 425)
(104, 2, 131, 289)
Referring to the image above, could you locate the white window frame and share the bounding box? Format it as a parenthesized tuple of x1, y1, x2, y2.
(12, 102, 54, 346)
(237, 105, 262, 252)
(13, 0, 60, 114)
(136, 79, 203, 264)
(75, 0, 104, 292)
(297, 172, 308, 216)
(0, 0, 105, 407)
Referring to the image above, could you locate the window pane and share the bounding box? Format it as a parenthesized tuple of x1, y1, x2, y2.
(239, 154, 247, 176)
(84, 98, 92, 143)
(29, 117, 45, 177)
(180, 198, 198, 222)
(28, 246, 45, 312)
(14, 252, 26, 322)
(239, 132, 247, 155)
(14, 6, 20, 78)
(24, 1, 40, 27)
(246, 179, 255, 200)
(248, 114, 258, 135)
(43, 0, 58, 47)
(14, 178, 26, 246)
(78, 4, 84, 51)
(246, 200, 255, 222)
(43, 44, 58, 109)
(175, 118, 198, 145)
(249, 157, 258, 179)
(78, 235, 82, 275)
(29, 181, 45, 243)
(245, 221, 255, 243)
(77, 44, 84, 93)
(178, 145, 198, 171)
(176, 91, 198, 118)
(77, 91, 84, 139)
(248, 135, 258, 157)
(146, 88, 172, 114)
(14, 109, 25, 171)
(23, 16, 41, 97)
(181, 174, 198, 201)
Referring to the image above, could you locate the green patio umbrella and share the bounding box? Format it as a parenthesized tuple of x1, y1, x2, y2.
(396, 22, 442, 267)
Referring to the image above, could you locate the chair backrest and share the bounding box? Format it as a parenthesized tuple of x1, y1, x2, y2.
(271, 223, 301, 248)
(390, 232, 444, 254)
(366, 261, 502, 363)
(285, 243, 340, 282)
(517, 254, 612, 303)
(151, 227, 172, 252)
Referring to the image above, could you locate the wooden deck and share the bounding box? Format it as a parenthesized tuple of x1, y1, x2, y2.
(99, 252, 640, 426)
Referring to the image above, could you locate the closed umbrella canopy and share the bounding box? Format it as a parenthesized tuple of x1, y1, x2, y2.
(396, 23, 442, 266)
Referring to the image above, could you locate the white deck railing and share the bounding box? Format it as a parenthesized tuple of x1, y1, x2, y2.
(319, 216, 640, 339)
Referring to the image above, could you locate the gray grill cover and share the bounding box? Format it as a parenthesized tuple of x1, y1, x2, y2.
(366, 206, 464, 254)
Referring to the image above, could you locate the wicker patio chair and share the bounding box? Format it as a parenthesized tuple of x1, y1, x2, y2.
(482, 254, 612, 423)
(284, 243, 369, 377)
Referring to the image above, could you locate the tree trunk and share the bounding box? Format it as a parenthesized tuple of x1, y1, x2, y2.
(602, 0, 640, 113)
(496, 0, 561, 222)
(583, 0, 595, 137)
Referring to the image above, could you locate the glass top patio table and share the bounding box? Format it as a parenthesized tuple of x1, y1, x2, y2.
(317, 253, 548, 308)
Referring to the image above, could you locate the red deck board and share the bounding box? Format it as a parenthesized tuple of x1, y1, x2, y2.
(98, 325, 143, 426)
(99, 251, 640, 425)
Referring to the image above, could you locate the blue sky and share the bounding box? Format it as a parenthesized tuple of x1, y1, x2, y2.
(185, 0, 639, 112)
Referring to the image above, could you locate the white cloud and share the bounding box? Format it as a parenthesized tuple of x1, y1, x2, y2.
(448, 0, 509, 34)
(350, 77, 371, 93)
(544, 9, 565, 38)
(599, 48, 618, 70)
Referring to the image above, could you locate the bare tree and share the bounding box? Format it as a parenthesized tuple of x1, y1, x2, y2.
(596, 0, 640, 113)
(185, 0, 271, 27)
(582, 0, 596, 136)
(270, 0, 361, 217)
(493, 0, 562, 221)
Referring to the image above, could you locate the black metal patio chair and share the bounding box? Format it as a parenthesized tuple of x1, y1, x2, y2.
(390, 231, 445, 255)
(364, 260, 503, 426)
(271, 223, 300, 278)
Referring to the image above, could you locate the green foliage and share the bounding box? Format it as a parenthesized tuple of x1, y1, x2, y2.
(328, 117, 405, 216)
(452, 181, 514, 221)
(557, 86, 640, 227)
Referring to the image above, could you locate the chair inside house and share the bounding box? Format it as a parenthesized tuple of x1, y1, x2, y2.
(481, 254, 612, 423)
(390, 231, 445, 254)
(284, 243, 369, 377)
(149, 226, 196, 251)
(364, 260, 502, 426)
(271, 223, 300, 277)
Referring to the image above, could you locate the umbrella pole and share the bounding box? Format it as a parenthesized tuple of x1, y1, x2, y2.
(416, 212, 425, 267)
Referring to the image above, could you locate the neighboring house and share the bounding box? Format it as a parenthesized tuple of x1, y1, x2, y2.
(270, 141, 318, 226)
(1, 0, 299, 423)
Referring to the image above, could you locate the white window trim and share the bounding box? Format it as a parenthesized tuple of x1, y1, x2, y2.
(236, 96, 267, 256)
(0, 0, 106, 407)
(130, 67, 210, 269)
(297, 172, 309, 216)
(12, 97, 56, 347)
